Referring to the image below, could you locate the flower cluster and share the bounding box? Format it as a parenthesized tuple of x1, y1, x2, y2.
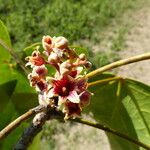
(26, 35, 92, 119)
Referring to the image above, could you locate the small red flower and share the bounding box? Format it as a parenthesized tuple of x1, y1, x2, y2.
(48, 76, 80, 103)
(28, 74, 47, 92)
(26, 51, 45, 66)
(33, 65, 48, 77)
(64, 101, 81, 119)
(37, 80, 47, 91)
(53, 76, 75, 97)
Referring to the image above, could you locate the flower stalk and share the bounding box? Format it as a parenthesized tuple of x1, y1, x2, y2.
(0, 105, 46, 140)
(87, 53, 150, 78)
(73, 118, 150, 150)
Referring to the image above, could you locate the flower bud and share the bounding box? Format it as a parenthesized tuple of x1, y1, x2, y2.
(64, 101, 81, 119)
(36, 79, 47, 92)
(79, 53, 86, 60)
(33, 65, 48, 77)
(54, 36, 68, 49)
(79, 91, 91, 107)
(25, 51, 45, 66)
(60, 61, 71, 69)
(48, 52, 59, 64)
(42, 35, 53, 52)
(59, 61, 72, 75)
(84, 61, 92, 68)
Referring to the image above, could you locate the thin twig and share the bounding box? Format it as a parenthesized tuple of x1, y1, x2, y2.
(0, 38, 29, 75)
(73, 118, 150, 150)
(88, 76, 122, 87)
(1, 105, 150, 150)
(87, 53, 150, 78)
(0, 105, 45, 140)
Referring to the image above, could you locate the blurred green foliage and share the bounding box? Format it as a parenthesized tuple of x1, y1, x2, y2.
(0, 0, 139, 68)
(0, 0, 135, 52)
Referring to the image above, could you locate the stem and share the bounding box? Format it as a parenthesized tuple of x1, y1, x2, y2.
(0, 39, 29, 75)
(87, 53, 150, 78)
(73, 118, 150, 150)
(0, 105, 45, 140)
(88, 76, 122, 87)
(13, 109, 64, 150)
(14, 124, 43, 150)
(14, 111, 48, 150)
(2, 105, 150, 150)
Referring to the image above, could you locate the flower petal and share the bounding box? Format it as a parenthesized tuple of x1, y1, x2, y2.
(67, 91, 80, 103)
(64, 101, 81, 119)
(76, 77, 88, 93)
(79, 91, 91, 107)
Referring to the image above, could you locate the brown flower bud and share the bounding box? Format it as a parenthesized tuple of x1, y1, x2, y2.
(59, 61, 72, 75)
(42, 35, 53, 52)
(25, 51, 45, 66)
(80, 91, 91, 107)
(79, 53, 86, 60)
(54, 36, 68, 49)
(48, 52, 59, 64)
(84, 61, 92, 68)
(33, 65, 48, 77)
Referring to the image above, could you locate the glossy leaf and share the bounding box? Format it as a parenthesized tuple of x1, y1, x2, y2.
(0, 80, 27, 150)
(86, 74, 150, 150)
(0, 102, 28, 150)
(0, 20, 39, 149)
(0, 80, 17, 112)
(123, 79, 150, 147)
(0, 20, 11, 62)
(0, 20, 16, 84)
(10, 73, 38, 114)
(23, 42, 41, 57)
(28, 132, 42, 150)
(69, 45, 89, 56)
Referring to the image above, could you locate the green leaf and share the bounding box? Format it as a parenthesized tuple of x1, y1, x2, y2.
(0, 80, 17, 112)
(23, 42, 41, 57)
(0, 20, 17, 84)
(69, 45, 89, 56)
(0, 20, 11, 62)
(0, 21, 37, 149)
(0, 80, 17, 130)
(0, 103, 28, 150)
(86, 74, 150, 150)
(1, 123, 28, 150)
(10, 73, 38, 114)
(28, 132, 42, 150)
(0, 64, 18, 84)
(123, 79, 150, 146)
(0, 80, 28, 150)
